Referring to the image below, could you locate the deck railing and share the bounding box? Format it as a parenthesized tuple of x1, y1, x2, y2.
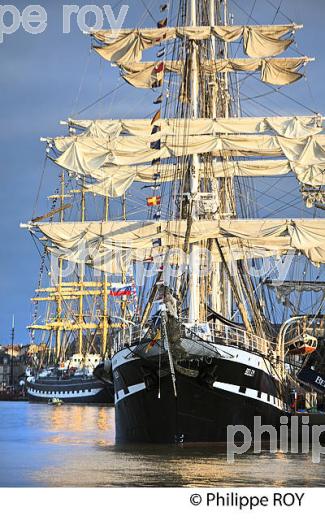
(182, 322, 273, 357)
(113, 321, 274, 357)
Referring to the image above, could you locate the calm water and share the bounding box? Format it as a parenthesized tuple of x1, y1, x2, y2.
(0, 402, 325, 487)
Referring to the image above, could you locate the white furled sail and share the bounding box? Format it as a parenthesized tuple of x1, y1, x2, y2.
(45, 116, 323, 195)
(51, 133, 325, 170)
(111, 58, 312, 88)
(68, 115, 323, 139)
(80, 160, 325, 197)
(33, 219, 325, 266)
(92, 24, 301, 62)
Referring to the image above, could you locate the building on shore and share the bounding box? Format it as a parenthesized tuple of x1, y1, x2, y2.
(0, 345, 28, 390)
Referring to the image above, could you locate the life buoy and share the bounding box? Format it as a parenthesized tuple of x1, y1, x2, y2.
(289, 345, 317, 355)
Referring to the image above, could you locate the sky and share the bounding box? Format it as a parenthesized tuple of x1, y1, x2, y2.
(1, 0, 325, 344)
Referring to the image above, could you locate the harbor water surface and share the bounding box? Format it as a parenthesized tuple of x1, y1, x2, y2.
(0, 402, 325, 487)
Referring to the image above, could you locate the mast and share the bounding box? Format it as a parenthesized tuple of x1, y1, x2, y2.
(78, 185, 86, 356)
(56, 171, 65, 360)
(208, 0, 235, 322)
(121, 193, 127, 342)
(28, 176, 116, 359)
(214, 0, 253, 330)
(10, 315, 15, 387)
(102, 276, 109, 357)
(209, 0, 223, 317)
(209, 0, 216, 58)
(101, 195, 109, 358)
(223, 0, 229, 119)
(221, 0, 233, 320)
(188, 0, 201, 324)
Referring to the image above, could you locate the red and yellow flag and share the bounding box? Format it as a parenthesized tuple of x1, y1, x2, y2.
(146, 329, 161, 352)
(147, 196, 161, 206)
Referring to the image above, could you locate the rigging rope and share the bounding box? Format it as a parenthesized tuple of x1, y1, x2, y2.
(138, 0, 157, 25)
(71, 82, 125, 117)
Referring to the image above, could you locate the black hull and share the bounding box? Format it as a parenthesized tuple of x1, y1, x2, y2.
(116, 374, 282, 443)
(26, 377, 114, 404)
(113, 346, 287, 443)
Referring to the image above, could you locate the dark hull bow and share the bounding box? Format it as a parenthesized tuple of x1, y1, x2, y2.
(113, 344, 287, 443)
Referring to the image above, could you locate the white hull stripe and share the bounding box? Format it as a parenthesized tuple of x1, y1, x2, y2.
(212, 381, 286, 411)
(113, 344, 279, 381)
(27, 387, 101, 399)
(114, 379, 286, 411)
(115, 383, 146, 404)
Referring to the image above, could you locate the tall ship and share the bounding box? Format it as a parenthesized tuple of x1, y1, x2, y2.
(22, 161, 120, 405)
(22, 157, 117, 404)
(22, 0, 325, 436)
(25, 353, 113, 404)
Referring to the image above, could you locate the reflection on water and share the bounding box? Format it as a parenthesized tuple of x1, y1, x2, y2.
(0, 402, 325, 487)
(33, 404, 114, 446)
